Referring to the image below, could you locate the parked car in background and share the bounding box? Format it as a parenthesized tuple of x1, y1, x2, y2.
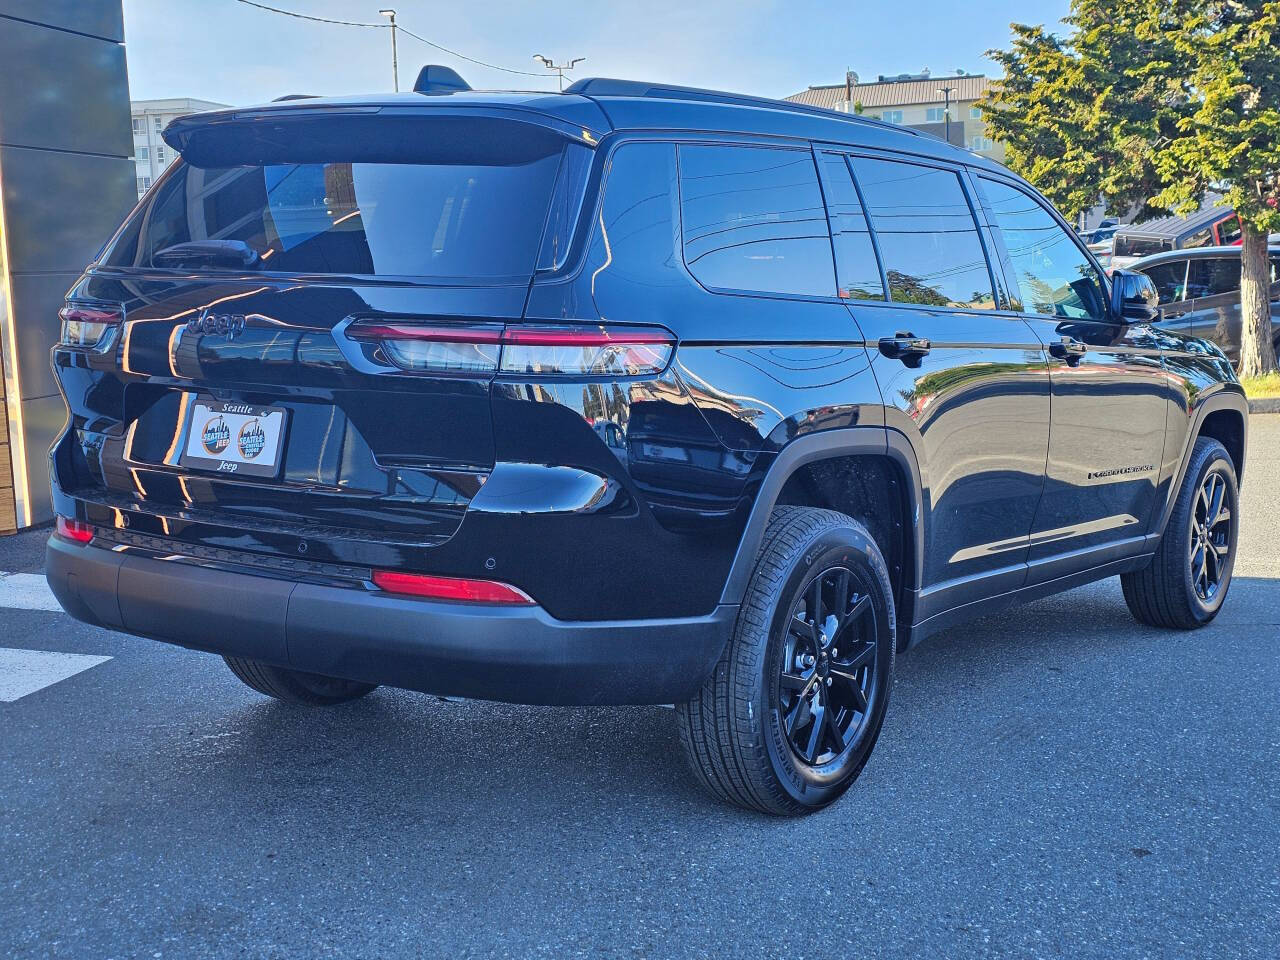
(1112, 201, 1242, 272)
(1133, 246, 1280, 366)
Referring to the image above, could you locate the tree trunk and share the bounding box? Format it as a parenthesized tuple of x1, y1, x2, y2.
(1237, 222, 1278, 379)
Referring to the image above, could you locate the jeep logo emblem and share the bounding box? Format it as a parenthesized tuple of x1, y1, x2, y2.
(187, 310, 246, 340)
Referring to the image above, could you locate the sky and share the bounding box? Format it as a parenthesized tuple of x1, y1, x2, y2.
(122, 0, 1072, 106)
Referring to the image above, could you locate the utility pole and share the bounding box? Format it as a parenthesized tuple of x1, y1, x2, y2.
(380, 9, 399, 91)
(534, 55, 585, 92)
(938, 85, 955, 145)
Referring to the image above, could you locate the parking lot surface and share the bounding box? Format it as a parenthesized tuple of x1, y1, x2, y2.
(2, 417, 1277, 959)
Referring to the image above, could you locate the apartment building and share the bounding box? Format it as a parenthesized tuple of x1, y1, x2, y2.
(131, 98, 229, 196)
(785, 70, 1004, 161)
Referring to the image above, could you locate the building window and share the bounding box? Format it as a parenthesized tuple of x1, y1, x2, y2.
(970, 107, 983, 120)
(879, 110, 904, 124)
(137, 176, 151, 196)
(156, 146, 165, 163)
(136, 145, 149, 160)
(154, 116, 163, 132)
(926, 107, 946, 123)
(970, 136, 994, 152)
(132, 118, 144, 135)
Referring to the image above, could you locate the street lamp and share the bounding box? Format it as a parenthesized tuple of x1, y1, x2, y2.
(533, 55, 586, 92)
(379, 9, 399, 92)
(938, 85, 955, 145)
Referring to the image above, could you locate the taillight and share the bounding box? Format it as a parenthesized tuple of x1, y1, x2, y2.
(371, 570, 534, 604)
(59, 301, 122, 349)
(55, 516, 94, 544)
(499, 326, 673, 376)
(345, 320, 674, 377)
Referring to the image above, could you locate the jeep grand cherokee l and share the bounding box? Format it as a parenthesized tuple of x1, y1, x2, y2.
(46, 71, 1248, 815)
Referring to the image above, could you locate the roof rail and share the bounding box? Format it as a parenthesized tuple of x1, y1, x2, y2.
(562, 77, 921, 136)
(272, 94, 318, 101)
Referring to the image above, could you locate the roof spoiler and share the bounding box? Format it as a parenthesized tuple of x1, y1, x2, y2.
(413, 65, 471, 95)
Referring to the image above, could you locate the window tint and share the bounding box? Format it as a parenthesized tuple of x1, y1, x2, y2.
(117, 144, 566, 279)
(851, 157, 995, 309)
(1140, 259, 1188, 304)
(1187, 257, 1241, 298)
(678, 144, 835, 297)
(1183, 226, 1213, 249)
(818, 153, 884, 301)
(981, 178, 1106, 320)
(1114, 234, 1171, 259)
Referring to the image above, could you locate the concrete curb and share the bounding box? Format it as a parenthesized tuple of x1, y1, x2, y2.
(1247, 397, 1280, 414)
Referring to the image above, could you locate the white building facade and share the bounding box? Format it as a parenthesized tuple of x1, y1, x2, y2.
(130, 98, 229, 197)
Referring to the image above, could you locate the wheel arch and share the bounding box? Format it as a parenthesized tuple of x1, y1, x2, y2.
(1156, 387, 1248, 537)
(719, 427, 925, 648)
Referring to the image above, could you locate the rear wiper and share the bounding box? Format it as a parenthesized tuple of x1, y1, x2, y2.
(152, 240, 260, 269)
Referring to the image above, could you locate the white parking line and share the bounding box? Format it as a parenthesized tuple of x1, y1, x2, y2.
(0, 648, 112, 702)
(0, 572, 63, 612)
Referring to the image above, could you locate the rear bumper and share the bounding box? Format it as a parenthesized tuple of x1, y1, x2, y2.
(46, 536, 736, 705)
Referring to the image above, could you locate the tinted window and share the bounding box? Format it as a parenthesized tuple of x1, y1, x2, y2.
(1114, 234, 1171, 258)
(982, 178, 1107, 321)
(818, 153, 885, 301)
(1187, 257, 1241, 298)
(1140, 259, 1189, 304)
(110, 123, 569, 280)
(678, 144, 835, 297)
(1183, 227, 1214, 249)
(850, 157, 994, 309)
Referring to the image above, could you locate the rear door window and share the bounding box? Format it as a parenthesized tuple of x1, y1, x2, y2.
(980, 178, 1107, 321)
(850, 156, 995, 309)
(1187, 257, 1241, 299)
(677, 144, 836, 297)
(817, 153, 886, 301)
(1140, 259, 1190, 304)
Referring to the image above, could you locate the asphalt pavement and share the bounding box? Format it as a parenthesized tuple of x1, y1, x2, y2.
(2, 417, 1277, 959)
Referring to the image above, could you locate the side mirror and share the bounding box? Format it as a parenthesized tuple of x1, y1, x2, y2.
(1110, 269, 1160, 323)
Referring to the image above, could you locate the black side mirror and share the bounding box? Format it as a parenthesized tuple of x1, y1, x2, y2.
(1110, 269, 1160, 323)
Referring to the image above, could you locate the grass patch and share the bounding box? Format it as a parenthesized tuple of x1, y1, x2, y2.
(1241, 372, 1280, 399)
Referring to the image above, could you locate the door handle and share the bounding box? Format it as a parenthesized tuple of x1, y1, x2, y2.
(878, 333, 932, 367)
(1049, 337, 1088, 366)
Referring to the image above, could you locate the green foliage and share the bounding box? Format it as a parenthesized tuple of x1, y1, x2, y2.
(1153, 1, 1280, 234)
(980, 0, 1191, 221)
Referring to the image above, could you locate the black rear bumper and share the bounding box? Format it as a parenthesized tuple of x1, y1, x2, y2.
(46, 537, 735, 705)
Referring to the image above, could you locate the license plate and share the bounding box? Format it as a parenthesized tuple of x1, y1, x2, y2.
(180, 400, 288, 478)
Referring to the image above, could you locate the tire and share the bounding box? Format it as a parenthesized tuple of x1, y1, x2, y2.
(223, 656, 378, 706)
(1121, 437, 1239, 629)
(677, 506, 896, 815)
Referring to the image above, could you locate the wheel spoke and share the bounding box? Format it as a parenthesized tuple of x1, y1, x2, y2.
(835, 569, 851, 617)
(846, 593, 871, 627)
(790, 614, 816, 643)
(823, 701, 846, 753)
(780, 670, 810, 692)
(1207, 477, 1225, 531)
(807, 577, 823, 624)
(805, 699, 825, 761)
(1205, 542, 1220, 585)
(785, 692, 811, 735)
(836, 640, 876, 674)
(1212, 541, 1230, 559)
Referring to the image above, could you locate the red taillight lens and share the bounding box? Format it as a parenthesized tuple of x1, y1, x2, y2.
(59, 302, 122, 349)
(55, 516, 94, 544)
(499, 325, 674, 376)
(346, 320, 674, 377)
(371, 570, 535, 605)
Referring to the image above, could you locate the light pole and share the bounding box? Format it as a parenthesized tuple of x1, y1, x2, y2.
(938, 85, 955, 145)
(380, 9, 399, 92)
(534, 55, 585, 92)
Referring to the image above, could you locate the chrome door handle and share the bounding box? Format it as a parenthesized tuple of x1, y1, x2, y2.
(878, 333, 932, 367)
(1049, 337, 1088, 366)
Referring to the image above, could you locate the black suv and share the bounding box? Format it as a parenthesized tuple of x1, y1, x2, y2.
(46, 73, 1248, 815)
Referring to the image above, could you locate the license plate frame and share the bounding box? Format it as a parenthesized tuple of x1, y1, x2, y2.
(179, 398, 289, 479)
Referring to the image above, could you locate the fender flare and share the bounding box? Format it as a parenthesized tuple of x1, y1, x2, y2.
(718, 427, 926, 614)
(1153, 387, 1249, 538)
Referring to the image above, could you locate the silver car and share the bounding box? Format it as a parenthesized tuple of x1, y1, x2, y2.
(1132, 245, 1280, 365)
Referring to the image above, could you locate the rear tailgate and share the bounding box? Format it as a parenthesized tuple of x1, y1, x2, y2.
(55, 108, 594, 549)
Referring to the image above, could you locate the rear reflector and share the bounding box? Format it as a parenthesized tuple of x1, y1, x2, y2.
(371, 570, 535, 605)
(346, 320, 674, 377)
(55, 516, 94, 544)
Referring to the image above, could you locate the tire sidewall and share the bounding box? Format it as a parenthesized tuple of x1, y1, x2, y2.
(754, 523, 895, 809)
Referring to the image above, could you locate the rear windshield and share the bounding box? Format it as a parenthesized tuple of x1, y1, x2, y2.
(1113, 234, 1172, 259)
(103, 115, 584, 281)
